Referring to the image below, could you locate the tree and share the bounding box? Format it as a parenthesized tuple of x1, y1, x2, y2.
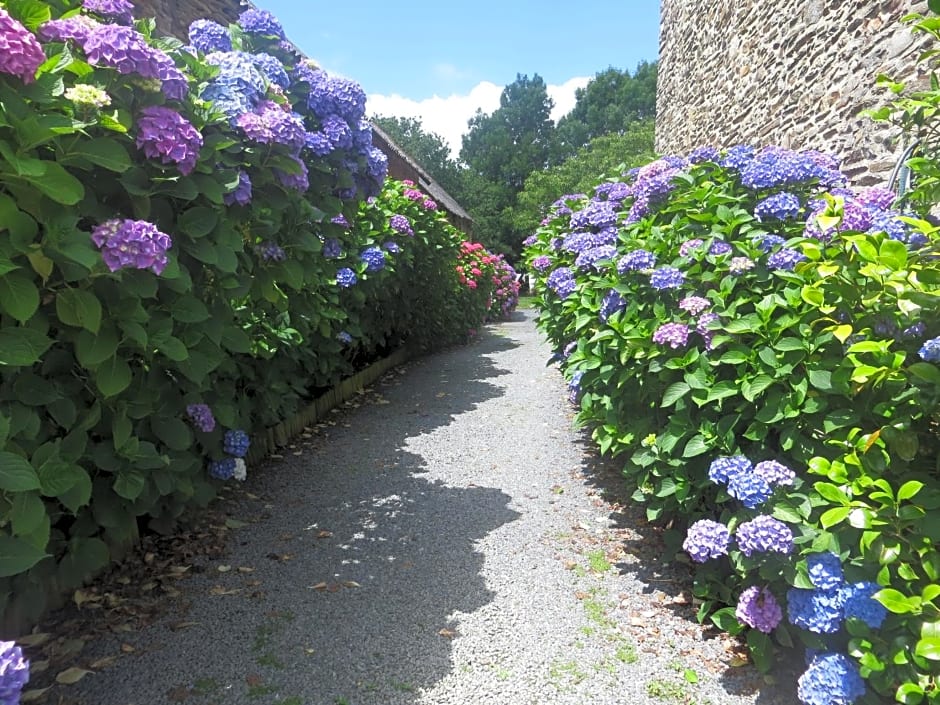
(514, 122, 656, 238)
(459, 73, 556, 257)
(370, 115, 463, 198)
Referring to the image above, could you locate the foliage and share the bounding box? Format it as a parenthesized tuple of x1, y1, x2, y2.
(0, 0, 513, 632)
(524, 142, 940, 704)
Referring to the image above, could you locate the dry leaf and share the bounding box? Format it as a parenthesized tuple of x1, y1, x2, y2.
(120, 643, 135, 653)
(21, 686, 53, 702)
(56, 667, 93, 684)
(316, 530, 333, 539)
(729, 656, 749, 667)
(217, 565, 232, 573)
(245, 674, 263, 687)
(28, 659, 49, 674)
(310, 582, 328, 591)
(574, 591, 590, 600)
(237, 566, 255, 573)
(438, 628, 457, 638)
(169, 621, 199, 632)
(89, 656, 117, 669)
(167, 685, 191, 702)
(208, 586, 241, 596)
(16, 633, 51, 647)
(304, 648, 316, 655)
(225, 518, 248, 529)
(72, 590, 99, 607)
(342, 580, 361, 588)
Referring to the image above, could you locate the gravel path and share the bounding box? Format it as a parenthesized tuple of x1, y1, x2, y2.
(65, 309, 798, 705)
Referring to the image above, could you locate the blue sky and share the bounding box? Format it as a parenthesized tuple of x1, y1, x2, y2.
(256, 0, 662, 154)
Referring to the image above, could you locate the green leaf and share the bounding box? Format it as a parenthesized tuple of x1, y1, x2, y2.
(149, 416, 193, 451)
(898, 480, 925, 502)
(37, 459, 87, 497)
(10, 491, 45, 536)
(0, 535, 49, 576)
(0, 271, 39, 322)
(808, 369, 832, 391)
(67, 138, 132, 172)
(177, 206, 218, 238)
(4, 0, 52, 31)
(155, 335, 189, 361)
(113, 470, 145, 500)
(877, 238, 908, 270)
(74, 326, 118, 367)
(55, 288, 102, 333)
(58, 470, 92, 513)
(742, 374, 774, 402)
(874, 588, 920, 614)
(170, 295, 210, 323)
(682, 434, 709, 458)
(814, 481, 850, 505)
(820, 506, 852, 528)
(94, 356, 132, 397)
(896, 682, 925, 705)
(13, 161, 84, 205)
(915, 637, 940, 661)
(774, 337, 806, 351)
(908, 362, 940, 385)
(0, 452, 41, 492)
(772, 504, 803, 523)
(746, 629, 773, 673)
(661, 382, 690, 407)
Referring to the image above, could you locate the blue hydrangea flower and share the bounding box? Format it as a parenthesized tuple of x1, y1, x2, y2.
(383, 241, 400, 254)
(546, 267, 576, 299)
(918, 336, 940, 362)
(599, 289, 626, 323)
(755, 192, 801, 221)
(649, 266, 685, 289)
(223, 430, 250, 457)
(841, 581, 887, 628)
(709, 240, 732, 255)
(787, 587, 845, 633)
(209, 457, 236, 480)
(755, 234, 786, 252)
(719, 144, 755, 170)
(223, 170, 252, 206)
(726, 471, 773, 508)
(682, 519, 731, 562)
(688, 145, 720, 163)
(251, 52, 290, 88)
(797, 652, 865, 705)
(575, 244, 617, 271)
(237, 8, 285, 38)
(322, 238, 342, 259)
(0, 640, 29, 704)
(753, 460, 795, 486)
(807, 552, 843, 590)
(736, 515, 794, 556)
(188, 19, 231, 53)
(570, 200, 618, 231)
(767, 247, 807, 271)
(360, 246, 386, 272)
(708, 455, 752, 484)
(337, 331, 353, 345)
(336, 267, 357, 288)
(567, 370, 584, 405)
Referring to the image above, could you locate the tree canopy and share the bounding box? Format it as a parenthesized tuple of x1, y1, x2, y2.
(370, 115, 463, 198)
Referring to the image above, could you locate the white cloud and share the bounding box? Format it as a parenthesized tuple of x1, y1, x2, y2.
(367, 76, 591, 159)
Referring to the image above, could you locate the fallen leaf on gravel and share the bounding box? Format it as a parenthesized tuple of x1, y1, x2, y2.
(563, 561, 577, 570)
(342, 580, 361, 588)
(56, 667, 93, 684)
(89, 656, 116, 669)
(729, 655, 749, 667)
(310, 582, 328, 591)
(167, 685, 191, 701)
(73, 590, 100, 607)
(20, 687, 53, 702)
(208, 586, 241, 596)
(574, 591, 590, 600)
(168, 620, 197, 632)
(438, 628, 457, 638)
(120, 643, 135, 653)
(246, 674, 262, 687)
(225, 518, 248, 529)
(238, 566, 255, 573)
(27, 660, 48, 674)
(316, 530, 333, 539)
(16, 633, 51, 647)
(216, 565, 232, 573)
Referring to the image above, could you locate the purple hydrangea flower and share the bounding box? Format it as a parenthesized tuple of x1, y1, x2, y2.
(360, 246, 386, 272)
(251, 52, 289, 88)
(39, 15, 101, 46)
(900, 321, 924, 339)
(739, 146, 844, 190)
(322, 238, 342, 259)
(0, 8, 47, 84)
(727, 471, 773, 508)
(188, 19, 231, 53)
(575, 245, 617, 271)
(856, 187, 896, 211)
(365, 146, 388, 184)
(709, 240, 732, 255)
(755, 192, 801, 221)
(652, 323, 690, 349)
(546, 267, 576, 299)
(531, 255, 552, 272)
(390, 214, 413, 236)
(767, 247, 807, 271)
(919, 335, 940, 362)
(223, 170, 252, 206)
(136, 105, 203, 175)
(563, 230, 617, 253)
(841, 581, 887, 628)
(599, 289, 626, 323)
(423, 198, 438, 210)
(209, 457, 236, 480)
(683, 519, 731, 562)
(719, 144, 756, 170)
(84, 24, 188, 100)
(0, 641, 29, 704)
(237, 8, 285, 38)
(679, 296, 710, 316)
(186, 403, 215, 432)
(807, 552, 844, 590)
(305, 130, 333, 156)
(274, 155, 308, 192)
(91, 219, 172, 275)
(797, 652, 865, 705)
(755, 234, 786, 252)
(223, 429, 250, 457)
(331, 214, 349, 227)
(787, 587, 845, 633)
(649, 266, 685, 290)
(337, 331, 353, 345)
(305, 70, 367, 123)
(735, 586, 783, 633)
(570, 200, 618, 231)
(753, 460, 795, 486)
(679, 238, 704, 257)
(708, 455, 751, 484)
(729, 256, 755, 274)
(383, 241, 400, 254)
(618, 249, 656, 273)
(689, 145, 720, 163)
(321, 114, 353, 149)
(255, 241, 286, 262)
(567, 370, 584, 405)
(735, 515, 794, 556)
(336, 267, 357, 288)
(82, 0, 134, 24)
(523, 235, 538, 247)
(237, 101, 308, 151)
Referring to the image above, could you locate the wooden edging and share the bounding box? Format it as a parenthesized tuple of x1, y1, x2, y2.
(245, 345, 415, 465)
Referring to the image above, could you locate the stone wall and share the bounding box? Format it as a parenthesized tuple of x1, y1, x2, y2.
(656, 0, 932, 185)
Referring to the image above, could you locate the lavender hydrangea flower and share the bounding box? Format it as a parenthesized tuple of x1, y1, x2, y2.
(186, 403, 215, 432)
(136, 105, 203, 175)
(797, 652, 865, 705)
(91, 219, 172, 275)
(321, 114, 353, 149)
(360, 247, 386, 272)
(188, 19, 231, 53)
(735, 515, 794, 556)
(274, 155, 308, 192)
(84, 24, 188, 100)
(575, 245, 617, 271)
(255, 241, 286, 262)
(223, 170, 252, 206)
(209, 457, 236, 480)
(807, 552, 844, 590)
(753, 460, 795, 486)
(689, 145, 720, 163)
(856, 187, 895, 211)
(306, 71, 367, 123)
(696, 312, 720, 343)
(727, 471, 773, 508)
(0, 641, 29, 704)
(679, 238, 704, 257)
(682, 519, 731, 562)
(755, 192, 801, 221)
(251, 52, 289, 88)
(841, 581, 887, 628)
(82, 0, 134, 24)
(616, 249, 655, 273)
(708, 455, 750, 484)
(0, 8, 47, 84)
(522, 235, 538, 247)
(650, 266, 685, 290)
(422, 198, 438, 210)
(599, 289, 626, 323)
(237, 101, 307, 151)
(739, 146, 844, 190)
(336, 267, 357, 288)
(39, 15, 101, 46)
(767, 247, 806, 271)
(390, 214, 413, 236)
(546, 267, 576, 299)
(919, 336, 940, 362)
(322, 238, 342, 259)
(729, 256, 755, 274)
(223, 429, 250, 457)
(788, 587, 845, 634)
(237, 8, 285, 38)
(570, 200, 618, 231)
(531, 255, 552, 272)
(709, 240, 732, 255)
(679, 296, 710, 316)
(567, 370, 584, 405)
(652, 323, 690, 349)
(755, 234, 786, 252)
(735, 586, 783, 633)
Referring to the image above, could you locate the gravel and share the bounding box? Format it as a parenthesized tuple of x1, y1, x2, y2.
(66, 309, 800, 705)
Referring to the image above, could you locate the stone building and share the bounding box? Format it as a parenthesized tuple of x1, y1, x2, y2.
(134, 0, 472, 232)
(656, 0, 933, 185)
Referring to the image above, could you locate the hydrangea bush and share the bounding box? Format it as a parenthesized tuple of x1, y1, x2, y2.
(0, 0, 493, 637)
(525, 139, 940, 703)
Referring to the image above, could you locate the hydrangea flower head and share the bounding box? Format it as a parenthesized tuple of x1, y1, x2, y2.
(39, 15, 101, 46)
(0, 640, 29, 704)
(236, 101, 307, 151)
(575, 245, 617, 271)
(689, 145, 720, 163)
(755, 234, 786, 252)
(0, 8, 47, 84)
(787, 587, 844, 633)
(360, 246, 386, 272)
(186, 403, 215, 432)
(423, 198, 438, 210)
(322, 238, 342, 259)
(223, 430, 250, 457)
(708, 455, 752, 484)
(209, 457, 236, 480)
(274, 155, 308, 192)
(652, 323, 690, 349)
(599, 289, 626, 323)
(84, 24, 187, 100)
(306, 71, 367, 123)
(336, 267, 357, 288)
(237, 8, 285, 38)
(807, 552, 843, 590)
(188, 19, 231, 53)
(729, 256, 755, 274)
(767, 247, 807, 271)
(65, 84, 111, 108)
(531, 255, 552, 272)
(136, 106, 203, 175)
(856, 187, 895, 211)
(755, 192, 801, 221)
(679, 296, 710, 316)
(389, 214, 413, 236)
(709, 240, 732, 255)
(841, 581, 887, 628)
(735, 515, 794, 556)
(649, 266, 685, 290)
(753, 460, 795, 486)
(683, 519, 730, 562)
(797, 652, 865, 705)
(546, 267, 576, 299)
(383, 241, 400, 254)
(679, 238, 704, 257)
(918, 336, 940, 362)
(232, 458, 247, 481)
(91, 219, 172, 275)
(727, 471, 773, 508)
(255, 241, 286, 262)
(251, 52, 289, 88)
(82, 0, 135, 25)
(224, 170, 252, 206)
(735, 586, 783, 633)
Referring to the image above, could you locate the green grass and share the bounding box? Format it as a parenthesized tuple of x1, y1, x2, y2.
(515, 295, 538, 310)
(646, 678, 689, 701)
(615, 643, 638, 664)
(586, 549, 612, 573)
